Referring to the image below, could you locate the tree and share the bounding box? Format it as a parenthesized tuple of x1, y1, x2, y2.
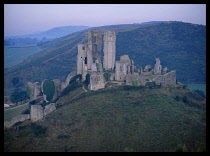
(10, 88, 28, 104)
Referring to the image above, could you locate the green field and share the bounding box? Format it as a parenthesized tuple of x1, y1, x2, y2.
(187, 84, 206, 96)
(4, 104, 29, 121)
(4, 45, 41, 68)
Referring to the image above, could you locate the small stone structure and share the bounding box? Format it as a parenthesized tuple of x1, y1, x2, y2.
(30, 105, 44, 122)
(4, 103, 57, 128)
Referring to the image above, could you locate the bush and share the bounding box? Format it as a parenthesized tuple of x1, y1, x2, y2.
(69, 74, 82, 84)
(30, 123, 47, 137)
(145, 81, 156, 89)
(43, 80, 55, 102)
(85, 74, 91, 86)
(132, 80, 138, 86)
(194, 90, 205, 98)
(26, 84, 32, 97)
(58, 82, 82, 98)
(10, 88, 29, 104)
(103, 72, 111, 81)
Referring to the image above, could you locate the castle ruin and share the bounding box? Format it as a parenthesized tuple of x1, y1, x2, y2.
(25, 30, 177, 101)
(77, 30, 176, 90)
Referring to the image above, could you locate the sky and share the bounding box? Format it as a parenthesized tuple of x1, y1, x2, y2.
(4, 4, 206, 37)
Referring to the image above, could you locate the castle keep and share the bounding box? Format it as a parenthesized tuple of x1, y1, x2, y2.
(77, 30, 176, 90)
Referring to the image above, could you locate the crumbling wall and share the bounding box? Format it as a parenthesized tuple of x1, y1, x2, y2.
(52, 79, 62, 100)
(115, 55, 134, 81)
(27, 82, 42, 101)
(126, 74, 146, 86)
(89, 72, 106, 90)
(44, 103, 56, 116)
(87, 31, 103, 69)
(153, 71, 176, 86)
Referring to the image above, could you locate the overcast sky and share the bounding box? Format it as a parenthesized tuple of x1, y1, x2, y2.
(4, 4, 206, 37)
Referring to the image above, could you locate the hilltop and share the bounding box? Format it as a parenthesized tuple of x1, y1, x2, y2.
(4, 84, 206, 152)
(4, 21, 206, 95)
(4, 25, 89, 45)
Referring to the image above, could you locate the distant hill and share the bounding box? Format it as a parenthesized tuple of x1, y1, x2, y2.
(4, 25, 89, 45)
(140, 21, 166, 25)
(4, 85, 206, 152)
(4, 21, 206, 95)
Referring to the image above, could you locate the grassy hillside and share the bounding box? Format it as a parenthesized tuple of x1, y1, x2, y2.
(4, 85, 206, 152)
(4, 22, 206, 95)
(4, 45, 41, 69)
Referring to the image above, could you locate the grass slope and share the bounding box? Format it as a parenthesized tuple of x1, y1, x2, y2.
(4, 45, 41, 69)
(4, 86, 206, 152)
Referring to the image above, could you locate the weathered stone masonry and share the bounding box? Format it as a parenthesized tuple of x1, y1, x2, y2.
(77, 30, 177, 90)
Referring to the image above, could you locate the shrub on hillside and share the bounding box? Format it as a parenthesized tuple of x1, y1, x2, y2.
(69, 74, 82, 84)
(194, 89, 205, 98)
(43, 80, 55, 102)
(145, 81, 156, 89)
(103, 72, 111, 81)
(30, 123, 47, 137)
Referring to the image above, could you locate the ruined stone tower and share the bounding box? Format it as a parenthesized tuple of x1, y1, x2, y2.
(77, 30, 116, 76)
(87, 31, 103, 69)
(154, 58, 162, 75)
(103, 31, 116, 71)
(77, 44, 87, 75)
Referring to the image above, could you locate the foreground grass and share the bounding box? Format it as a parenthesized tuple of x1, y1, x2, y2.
(4, 86, 206, 152)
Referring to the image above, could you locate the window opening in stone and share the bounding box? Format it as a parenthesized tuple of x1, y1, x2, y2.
(85, 57, 87, 64)
(93, 36, 97, 43)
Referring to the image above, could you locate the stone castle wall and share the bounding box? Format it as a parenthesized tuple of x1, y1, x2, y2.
(153, 71, 176, 86)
